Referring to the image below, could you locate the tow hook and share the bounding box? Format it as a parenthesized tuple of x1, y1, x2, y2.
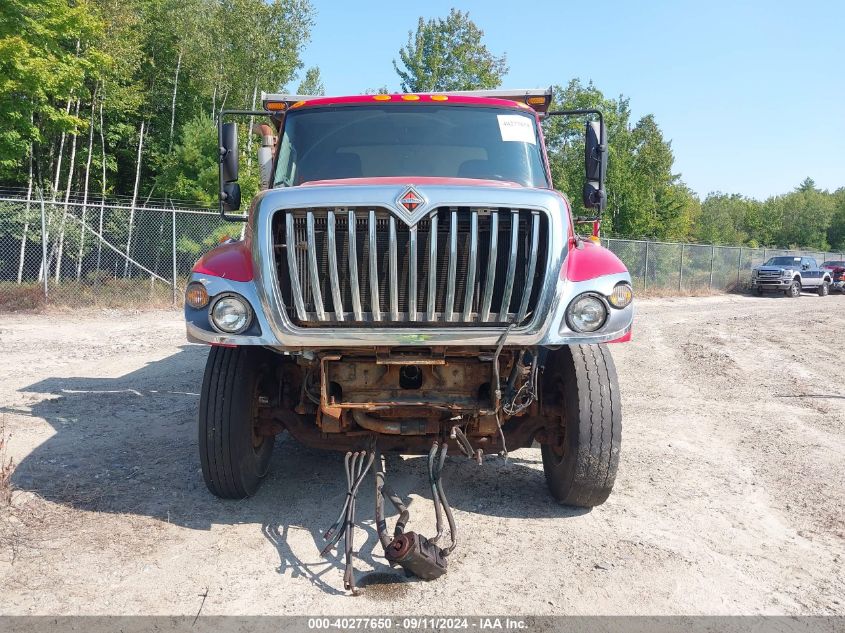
(384, 531, 448, 580)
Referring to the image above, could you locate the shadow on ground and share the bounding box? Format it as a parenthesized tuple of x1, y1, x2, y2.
(5, 345, 585, 593)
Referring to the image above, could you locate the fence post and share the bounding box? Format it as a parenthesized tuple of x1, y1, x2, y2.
(737, 246, 742, 289)
(643, 241, 650, 291)
(678, 243, 684, 292)
(709, 245, 715, 290)
(39, 188, 48, 300)
(171, 204, 178, 306)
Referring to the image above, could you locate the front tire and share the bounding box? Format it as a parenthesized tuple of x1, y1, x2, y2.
(540, 345, 621, 508)
(818, 281, 829, 297)
(785, 280, 801, 298)
(199, 346, 277, 499)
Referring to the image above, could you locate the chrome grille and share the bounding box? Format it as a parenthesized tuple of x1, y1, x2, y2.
(273, 207, 548, 326)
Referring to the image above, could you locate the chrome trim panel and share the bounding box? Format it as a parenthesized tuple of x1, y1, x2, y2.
(426, 211, 438, 321)
(445, 208, 458, 322)
(408, 226, 418, 321)
(388, 217, 399, 321)
(463, 210, 478, 322)
(347, 210, 363, 320)
(516, 210, 540, 323)
(368, 209, 381, 321)
(326, 210, 344, 321)
(480, 210, 499, 321)
(498, 208, 520, 321)
(285, 213, 306, 320)
(305, 211, 325, 321)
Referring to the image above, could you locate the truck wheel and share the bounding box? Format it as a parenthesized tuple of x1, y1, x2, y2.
(199, 346, 277, 499)
(818, 281, 829, 297)
(540, 345, 621, 508)
(785, 280, 801, 298)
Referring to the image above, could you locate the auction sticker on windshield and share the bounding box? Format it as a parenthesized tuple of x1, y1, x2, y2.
(497, 114, 536, 144)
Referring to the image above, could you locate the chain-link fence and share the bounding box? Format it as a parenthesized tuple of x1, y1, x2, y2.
(0, 191, 240, 307)
(602, 238, 844, 293)
(1, 192, 843, 308)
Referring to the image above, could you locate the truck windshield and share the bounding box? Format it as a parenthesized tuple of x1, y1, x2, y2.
(273, 105, 549, 188)
(765, 257, 801, 266)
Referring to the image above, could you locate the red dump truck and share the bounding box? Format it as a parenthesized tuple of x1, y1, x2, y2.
(183, 88, 633, 588)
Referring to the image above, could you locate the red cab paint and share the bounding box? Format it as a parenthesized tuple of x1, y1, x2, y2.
(607, 331, 632, 344)
(292, 94, 531, 110)
(192, 241, 253, 282)
(563, 240, 627, 282)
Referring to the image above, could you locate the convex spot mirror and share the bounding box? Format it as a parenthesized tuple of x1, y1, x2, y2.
(222, 182, 241, 212)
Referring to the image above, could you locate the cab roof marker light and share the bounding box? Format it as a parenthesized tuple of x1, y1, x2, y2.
(430, 95, 448, 101)
(401, 94, 420, 101)
(266, 101, 286, 111)
(373, 94, 391, 101)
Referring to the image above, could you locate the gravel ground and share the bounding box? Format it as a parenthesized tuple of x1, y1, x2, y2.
(0, 294, 843, 615)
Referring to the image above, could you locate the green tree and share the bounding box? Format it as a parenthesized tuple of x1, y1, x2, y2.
(828, 188, 845, 251)
(296, 66, 324, 95)
(394, 9, 508, 92)
(765, 182, 835, 250)
(0, 0, 106, 179)
(543, 80, 698, 241)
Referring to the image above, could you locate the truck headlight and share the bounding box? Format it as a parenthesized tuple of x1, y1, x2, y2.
(607, 283, 633, 309)
(566, 293, 608, 333)
(782, 270, 791, 278)
(209, 293, 253, 334)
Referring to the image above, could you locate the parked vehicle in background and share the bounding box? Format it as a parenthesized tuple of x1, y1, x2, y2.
(751, 256, 832, 297)
(821, 260, 845, 293)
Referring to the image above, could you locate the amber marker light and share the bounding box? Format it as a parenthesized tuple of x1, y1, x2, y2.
(401, 94, 420, 101)
(373, 94, 391, 101)
(185, 282, 209, 309)
(430, 95, 448, 101)
(266, 101, 286, 111)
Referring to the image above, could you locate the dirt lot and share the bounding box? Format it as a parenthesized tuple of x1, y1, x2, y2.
(0, 294, 843, 615)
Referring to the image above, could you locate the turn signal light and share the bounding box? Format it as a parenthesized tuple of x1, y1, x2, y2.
(185, 282, 209, 309)
(608, 283, 633, 309)
(266, 101, 287, 111)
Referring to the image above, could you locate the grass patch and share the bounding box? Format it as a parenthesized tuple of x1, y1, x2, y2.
(0, 284, 46, 313)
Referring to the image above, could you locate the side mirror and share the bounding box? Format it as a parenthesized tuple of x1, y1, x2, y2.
(583, 120, 607, 211)
(222, 182, 241, 212)
(220, 122, 239, 183)
(582, 181, 606, 210)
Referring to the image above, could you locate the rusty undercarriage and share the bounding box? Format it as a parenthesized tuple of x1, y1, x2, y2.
(254, 346, 557, 456)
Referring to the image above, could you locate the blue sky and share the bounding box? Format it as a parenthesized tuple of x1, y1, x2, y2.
(297, 0, 844, 200)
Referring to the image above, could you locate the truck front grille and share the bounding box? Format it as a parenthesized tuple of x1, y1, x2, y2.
(272, 207, 548, 327)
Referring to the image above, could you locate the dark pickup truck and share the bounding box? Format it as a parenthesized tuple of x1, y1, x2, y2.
(751, 256, 832, 297)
